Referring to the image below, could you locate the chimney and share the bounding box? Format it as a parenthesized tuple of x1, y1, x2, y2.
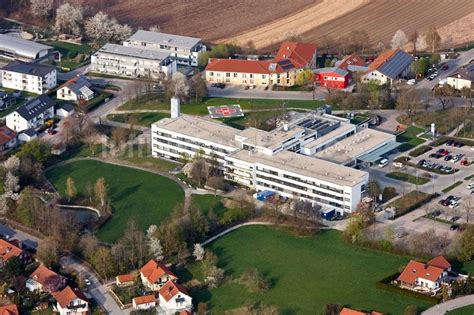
(170, 97, 181, 118)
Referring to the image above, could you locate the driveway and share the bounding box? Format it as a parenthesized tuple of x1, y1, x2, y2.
(422, 295, 474, 314)
(0, 223, 40, 249)
(60, 255, 126, 315)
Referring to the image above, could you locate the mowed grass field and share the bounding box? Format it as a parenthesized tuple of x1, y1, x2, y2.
(192, 226, 432, 314)
(447, 305, 474, 315)
(46, 160, 184, 243)
(107, 112, 169, 126)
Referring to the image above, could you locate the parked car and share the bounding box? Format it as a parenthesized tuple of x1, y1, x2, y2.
(84, 278, 92, 286)
(396, 231, 408, 238)
(393, 162, 403, 168)
(450, 224, 459, 231)
(378, 158, 389, 167)
(467, 183, 474, 189)
(444, 155, 452, 161)
(461, 159, 469, 166)
(430, 209, 442, 217)
(449, 201, 459, 209)
(450, 216, 461, 222)
(407, 79, 416, 85)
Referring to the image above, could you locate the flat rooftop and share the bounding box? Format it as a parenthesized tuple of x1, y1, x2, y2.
(303, 122, 356, 149)
(127, 30, 201, 49)
(228, 149, 367, 187)
(96, 43, 171, 61)
(153, 115, 240, 149)
(314, 128, 396, 164)
(236, 126, 304, 149)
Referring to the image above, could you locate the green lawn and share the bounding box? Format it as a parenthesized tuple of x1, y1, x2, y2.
(446, 305, 474, 315)
(118, 144, 179, 172)
(442, 181, 463, 193)
(108, 112, 169, 126)
(118, 97, 327, 115)
(45, 41, 93, 70)
(457, 122, 474, 139)
(190, 226, 431, 314)
(396, 126, 426, 152)
(190, 194, 227, 218)
(386, 172, 430, 185)
(46, 160, 184, 242)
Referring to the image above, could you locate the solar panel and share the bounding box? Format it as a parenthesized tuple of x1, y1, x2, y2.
(281, 64, 294, 70)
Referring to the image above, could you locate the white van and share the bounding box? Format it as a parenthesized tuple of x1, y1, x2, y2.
(378, 158, 389, 168)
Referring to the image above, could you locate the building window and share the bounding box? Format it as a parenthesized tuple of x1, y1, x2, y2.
(226, 73, 230, 77)
(233, 73, 238, 77)
(250, 74, 253, 79)
(209, 72, 214, 76)
(242, 74, 247, 78)
(262, 75, 266, 79)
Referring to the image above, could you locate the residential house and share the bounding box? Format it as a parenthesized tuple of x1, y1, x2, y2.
(446, 63, 473, 90)
(0, 238, 25, 267)
(205, 41, 317, 87)
(55, 103, 75, 118)
(335, 53, 368, 72)
(57, 76, 94, 103)
(54, 286, 89, 315)
(116, 274, 135, 287)
(6, 95, 55, 132)
(362, 49, 413, 85)
(0, 304, 19, 315)
(0, 127, 17, 153)
(0, 91, 17, 111)
(132, 295, 156, 310)
(158, 280, 192, 314)
(124, 30, 206, 67)
(26, 265, 66, 293)
(18, 128, 37, 143)
(397, 256, 451, 292)
(314, 67, 351, 89)
(91, 43, 176, 80)
(139, 259, 177, 291)
(1, 60, 56, 94)
(340, 308, 383, 315)
(0, 33, 52, 62)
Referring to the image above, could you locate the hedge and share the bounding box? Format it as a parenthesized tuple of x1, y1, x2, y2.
(408, 145, 432, 157)
(375, 272, 440, 304)
(430, 136, 474, 147)
(388, 191, 438, 219)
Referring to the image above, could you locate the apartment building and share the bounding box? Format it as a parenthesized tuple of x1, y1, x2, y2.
(151, 112, 386, 213)
(205, 41, 317, 87)
(1, 60, 56, 94)
(0, 34, 52, 62)
(124, 30, 206, 67)
(6, 95, 55, 132)
(91, 43, 177, 80)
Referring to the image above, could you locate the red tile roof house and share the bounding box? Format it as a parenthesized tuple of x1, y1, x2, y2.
(26, 265, 66, 293)
(116, 273, 135, 287)
(0, 126, 17, 153)
(314, 67, 351, 89)
(132, 294, 156, 311)
(0, 238, 27, 267)
(335, 53, 368, 72)
(139, 259, 178, 291)
(397, 256, 451, 293)
(53, 286, 89, 315)
(205, 41, 317, 87)
(340, 308, 383, 315)
(362, 49, 414, 85)
(158, 280, 193, 314)
(0, 304, 19, 315)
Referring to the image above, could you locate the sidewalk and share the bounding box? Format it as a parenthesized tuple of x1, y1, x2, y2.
(422, 295, 474, 314)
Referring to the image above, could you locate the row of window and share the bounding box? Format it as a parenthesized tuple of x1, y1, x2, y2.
(154, 131, 231, 154)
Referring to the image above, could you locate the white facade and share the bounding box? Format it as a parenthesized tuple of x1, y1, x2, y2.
(91, 43, 176, 80)
(124, 30, 206, 67)
(151, 114, 378, 213)
(1, 68, 56, 94)
(57, 86, 94, 102)
(132, 298, 156, 310)
(25, 279, 42, 292)
(158, 293, 192, 314)
(446, 76, 471, 90)
(6, 106, 54, 132)
(56, 298, 89, 315)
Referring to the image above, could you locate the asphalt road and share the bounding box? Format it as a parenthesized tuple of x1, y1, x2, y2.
(422, 295, 474, 314)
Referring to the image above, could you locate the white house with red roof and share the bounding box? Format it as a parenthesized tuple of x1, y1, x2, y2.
(158, 280, 192, 314)
(132, 294, 156, 310)
(397, 256, 451, 292)
(362, 49, 413, 85)
(0, 304, 19, 315)
(116, 273, 135, 287)
(139, 259, 178, 291)
(0, 238, 26, 267)
(315, 53, 368, 89)
(205, 41, 316, 87)
(26, 265, 66, 293)
(53, 286, 89, 315)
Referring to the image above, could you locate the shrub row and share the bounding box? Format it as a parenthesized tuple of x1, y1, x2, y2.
(390, 192, 439, 219)
(430, 136, 474, 147)
(375, 273, 440, 304)
(408, 145, 432, 157)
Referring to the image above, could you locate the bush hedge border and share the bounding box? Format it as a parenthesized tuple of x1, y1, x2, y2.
(408, 145, 433, 157)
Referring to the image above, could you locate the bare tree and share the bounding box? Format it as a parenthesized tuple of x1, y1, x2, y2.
(29, 0, 53, 18)
(94, 177, 108, 208)
(416, 34, 428, 52)
(190, 159, 209, 187)
(54, 3, 83, 36)
(149, 25, 160, 32)
(396, 88, 421, 119)
(425, 27, 441, 53)
(391, 29, 408, 49)
(409, 30, 419, 52)
(171, 72, 190, 101)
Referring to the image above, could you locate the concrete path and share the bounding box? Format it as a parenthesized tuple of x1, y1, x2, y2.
(422, 295, 474, 314)
(201, 221, 276, 246)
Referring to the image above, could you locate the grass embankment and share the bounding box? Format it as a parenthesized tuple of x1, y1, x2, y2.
(46, 160, 184, 242)
(118, 96, 327, 115)
(396, 126, 426, 152)
(446, 305, 474, 315)
(386, 172, 430, 185)
(386, 191, 434, 218)
(45, 41, 93, 70)
(186, 226, 431, 314)
(107, 112, 169, 127)
(442, 181, 463, 193)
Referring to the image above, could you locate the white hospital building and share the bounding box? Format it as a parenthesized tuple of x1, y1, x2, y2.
(151, 109, 397, 213)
